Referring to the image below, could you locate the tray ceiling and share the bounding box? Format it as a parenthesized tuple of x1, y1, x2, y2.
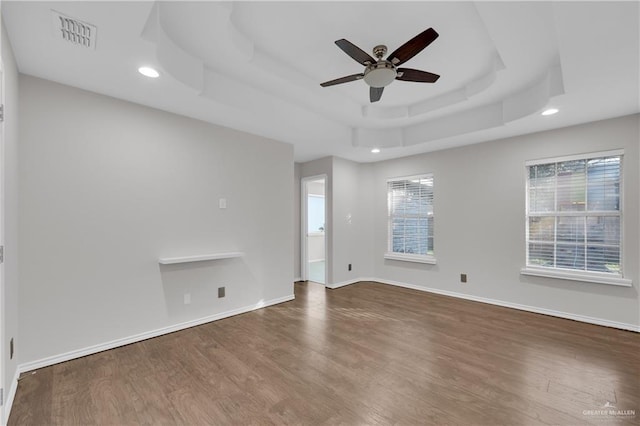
(3, 1, 638, 162)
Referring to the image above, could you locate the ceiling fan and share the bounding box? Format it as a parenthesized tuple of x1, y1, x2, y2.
(320, 28, 440, 103)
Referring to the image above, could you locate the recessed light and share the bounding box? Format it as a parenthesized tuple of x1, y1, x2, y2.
(371, 148, 381, 153)
(138, 66, 160, 78)
(542, 108, 558, 116)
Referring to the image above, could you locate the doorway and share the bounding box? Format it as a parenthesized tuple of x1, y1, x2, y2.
(301, 175, 326, 284)
(0, 60, 5, 419)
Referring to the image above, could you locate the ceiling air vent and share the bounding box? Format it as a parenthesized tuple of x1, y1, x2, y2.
(51, 10, 97, 49)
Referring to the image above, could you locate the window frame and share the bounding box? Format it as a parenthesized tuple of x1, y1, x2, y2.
(385, 173, 436, 264)
(521, 149, 631, 287)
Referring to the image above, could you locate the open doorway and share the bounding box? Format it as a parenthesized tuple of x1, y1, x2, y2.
(0, 60, 5, 416)
(301, 176, 326, 284)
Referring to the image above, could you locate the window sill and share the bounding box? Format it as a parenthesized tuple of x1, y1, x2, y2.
(384, 253, 437, 264)
(520, 267, 632, 287)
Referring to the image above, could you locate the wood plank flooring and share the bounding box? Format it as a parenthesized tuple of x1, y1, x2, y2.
(9, 281, 640, 425)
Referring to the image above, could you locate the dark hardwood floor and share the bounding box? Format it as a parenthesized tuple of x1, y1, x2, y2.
(9, 281, 640, 425)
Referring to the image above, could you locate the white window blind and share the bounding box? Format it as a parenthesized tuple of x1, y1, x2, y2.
(526, 152, 623, 276)
(387, 174, 434, 262)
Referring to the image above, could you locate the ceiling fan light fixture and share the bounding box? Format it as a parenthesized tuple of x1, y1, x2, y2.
(542, 108, 559, 116)
(363, 63, 397, 88)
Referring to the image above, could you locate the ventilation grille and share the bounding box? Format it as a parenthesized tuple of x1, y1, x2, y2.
(51, 10, 97, 49)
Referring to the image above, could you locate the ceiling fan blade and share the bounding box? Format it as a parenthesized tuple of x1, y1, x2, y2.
(396, 68, 440, 83)
(370, 86, 384, 103)
(387, 28, 439, 66)
(335, 39, 376, 66)
(320, 73, 364, 87)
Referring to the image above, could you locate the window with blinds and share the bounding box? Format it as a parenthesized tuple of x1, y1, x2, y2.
(526, 151, 623, 277)
(386, 174, 435, 263)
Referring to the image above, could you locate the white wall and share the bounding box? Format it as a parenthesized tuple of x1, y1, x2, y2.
(357, 162, 375, 279)
(369, 114, 639, 328)
(1, 16, 20, 420)
(18, 75, 294, 365)
(332, 157, 369, 284)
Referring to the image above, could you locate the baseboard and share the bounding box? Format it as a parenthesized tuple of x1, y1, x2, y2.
(2, 368, 20, 425)
(373, 278, 640, 333)
(294, 277, 302, 282)
(326, 277, 374, 289)
(18, 294, 295, 373)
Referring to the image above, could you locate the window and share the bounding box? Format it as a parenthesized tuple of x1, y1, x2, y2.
(385, 174, 435, 264)
(523, 150, 630, 286)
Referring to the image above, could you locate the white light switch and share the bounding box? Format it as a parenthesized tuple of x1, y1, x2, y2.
(219, 198, 227, 209)
(184, 293, 191, 305)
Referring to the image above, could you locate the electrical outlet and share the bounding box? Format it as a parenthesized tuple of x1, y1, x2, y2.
(10, 338, 14, 360)
(348, 263, 352, 271)
(218, 287, 225, 298)
(184, 293, 191, 305)
(461, 274, 467, 283)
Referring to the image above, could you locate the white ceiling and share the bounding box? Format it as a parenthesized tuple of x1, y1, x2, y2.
(3, 1, 639, 163)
